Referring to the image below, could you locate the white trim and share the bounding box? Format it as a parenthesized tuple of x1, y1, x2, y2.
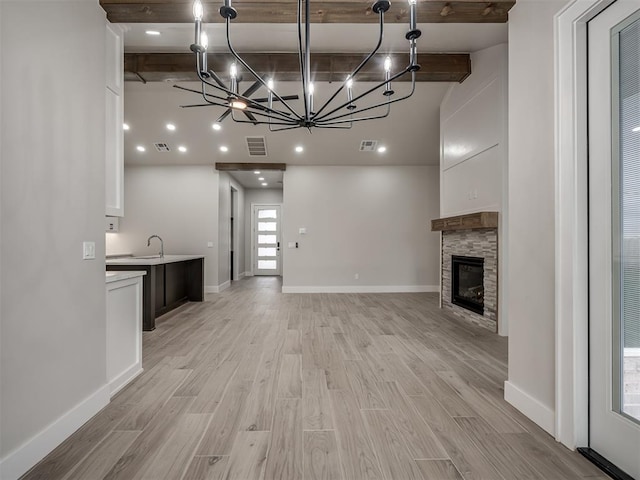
(282, 285, 439, 294)
(205, 281, 231, 293)
(243, 271, 254, 277)
(554, 0, 613, 450)
(505, 381, 555, 436)
(109, 366, 143, 398)
(0, 385, 110, 480)
(238, 271, 246, 279)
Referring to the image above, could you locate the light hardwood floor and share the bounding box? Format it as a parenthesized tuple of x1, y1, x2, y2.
(22, 277, 609, 480)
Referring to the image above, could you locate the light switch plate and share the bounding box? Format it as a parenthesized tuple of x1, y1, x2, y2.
(207, 242, 214, 248)
(299, 227, 307, 235)
(288, 242, 296, 248)
(83, 241, 96, 260)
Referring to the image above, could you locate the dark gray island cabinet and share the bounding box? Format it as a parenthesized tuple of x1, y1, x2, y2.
(106, 255, 204, 331)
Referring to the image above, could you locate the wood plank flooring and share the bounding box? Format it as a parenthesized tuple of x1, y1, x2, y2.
(22, 277, 608, 480)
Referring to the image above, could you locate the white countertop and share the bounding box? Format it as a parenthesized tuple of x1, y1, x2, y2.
(106, 254, 205, 266)
(105, 270, 147, 283)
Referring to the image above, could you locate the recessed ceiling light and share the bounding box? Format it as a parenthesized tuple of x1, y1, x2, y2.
(262, 182, 268, 186)
(166, 123, 176, 131)
(123, 123, 130, 131)
(254, 170, 261, 174)
(178, 146, 187, 153)
(145, 30, 161, 36)
(220, 146, 229, 152)
(377, 146, 387, 153)
(258, 177, 265, 181)
(136, 145, 146, 152)
(633, 126, 640, 132)
(295, 145, 304, 153)
(212, 123, 222, 131)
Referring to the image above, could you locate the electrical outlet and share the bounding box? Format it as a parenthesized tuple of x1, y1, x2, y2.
(207, 242, 214, 248)
(83, 241, 95, 260)
(354, 273, 359, 280)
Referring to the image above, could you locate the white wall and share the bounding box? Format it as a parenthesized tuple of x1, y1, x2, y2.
(217, 172, 245, 287)
(244, 189, 283, 276)
(282, 166, 440, 292)
(440, 44, 508, 217)
(106, 166, 220, 290)
(505, 0, 568, 435)
(0, 2, 109, 478)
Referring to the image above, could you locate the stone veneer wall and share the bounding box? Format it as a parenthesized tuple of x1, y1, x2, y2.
(442, 228, 498, 331)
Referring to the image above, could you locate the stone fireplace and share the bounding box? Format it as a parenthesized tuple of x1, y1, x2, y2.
(432, 212, 498, 331)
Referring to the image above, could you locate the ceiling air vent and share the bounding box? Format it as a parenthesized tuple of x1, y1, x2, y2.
(359, 140, 378, 152)
(246, 137, 267, 156)
(154, 143, 170, 152)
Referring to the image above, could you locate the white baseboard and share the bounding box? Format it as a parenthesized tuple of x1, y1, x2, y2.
(504, 380, 555, 435)
(238, 272, 246, 279)
(281, 285, 439, 294)
(205, 281, 231, 293)
(244, 271, 254, 277)
(0, 385, 110, 480)
(109, 366, 143, 398)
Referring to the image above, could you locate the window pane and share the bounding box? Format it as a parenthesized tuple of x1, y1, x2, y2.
(258, 260, 277, 269)
(258, 222, 277, 232)
(258, 209, 277, 219)
(258, 235, 277, 244)
(258, 247, 277, 257)
(618, 19, 640, 422)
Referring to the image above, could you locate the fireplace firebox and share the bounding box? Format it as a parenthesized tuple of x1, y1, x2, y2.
(451, 255, 484, 315)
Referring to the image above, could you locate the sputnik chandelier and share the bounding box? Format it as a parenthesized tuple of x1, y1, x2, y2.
(178, 0, 421, 131)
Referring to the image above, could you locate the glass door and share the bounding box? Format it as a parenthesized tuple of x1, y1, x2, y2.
(588, 2, 640, 477)
(253, 205, 281, 276)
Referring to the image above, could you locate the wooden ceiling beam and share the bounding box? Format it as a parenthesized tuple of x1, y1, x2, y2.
(124, 52, 471, 82)
(216, 163, 287, 171)
(101, 0, 513, 24)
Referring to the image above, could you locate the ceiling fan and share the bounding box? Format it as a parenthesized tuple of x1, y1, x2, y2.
(175, 74, 299, 125)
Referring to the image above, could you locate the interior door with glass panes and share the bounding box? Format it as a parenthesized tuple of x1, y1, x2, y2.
(587, 2, 640, 477)
(253, 205, 281, 276)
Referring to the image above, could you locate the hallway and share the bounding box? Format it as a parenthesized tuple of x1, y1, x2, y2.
(23, 277, 608, 479)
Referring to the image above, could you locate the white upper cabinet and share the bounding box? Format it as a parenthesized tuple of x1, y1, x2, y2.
(105, 23, 124, 217)
(105, 23, 123, 95)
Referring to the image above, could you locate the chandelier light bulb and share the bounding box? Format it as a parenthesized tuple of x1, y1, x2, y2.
(231, 99, 247, 110)
(408, 0, 417, 4)
(308, 82, 314, 95)
(346, 77, 353, 89)
(193, 0, 204, 20)
(230, 63, 238, 79)
(384, 56, 392, 72)
(267, 78, 275, 90)
(200, 32, 208, 50)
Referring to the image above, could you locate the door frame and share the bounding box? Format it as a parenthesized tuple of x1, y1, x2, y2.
(250, 203, 283, 276)
(554, 0, 616, 450)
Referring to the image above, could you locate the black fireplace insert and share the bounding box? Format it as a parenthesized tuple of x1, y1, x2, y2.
(451, 255, 484, 315)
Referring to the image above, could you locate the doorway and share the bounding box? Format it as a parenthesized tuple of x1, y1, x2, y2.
(252, 204, 282, 276)
(587, 1, 640, 477)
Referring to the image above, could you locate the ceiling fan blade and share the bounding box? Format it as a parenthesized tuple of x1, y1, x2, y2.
(217, 109, 232, 123)
(243, 111, 259, 124)
(252, 94, 299, 103)
(180, 102, 228, 108)
(241, 78, 264, 99)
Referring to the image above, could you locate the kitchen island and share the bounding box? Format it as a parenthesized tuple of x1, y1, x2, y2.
(106, 255, 204, 331)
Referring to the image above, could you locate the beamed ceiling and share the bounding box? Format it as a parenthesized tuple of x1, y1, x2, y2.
(100, 0, 514, 24)
(101, 0, 514, 84)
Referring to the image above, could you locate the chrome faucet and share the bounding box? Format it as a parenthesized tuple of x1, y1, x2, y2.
(147, 235, 164, 258)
